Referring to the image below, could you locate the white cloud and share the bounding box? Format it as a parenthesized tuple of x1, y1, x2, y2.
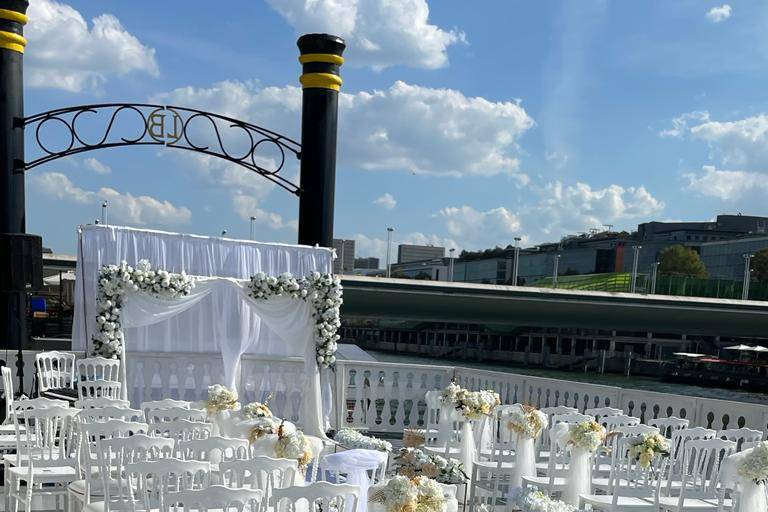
(706, 4, 732, 23)
(685, 165, 768, 201)
(373, 193, 396, 210)
(231, 193, 297, 231)
(437, 206, 521, 248)
(353, 231, 459, 264)
(82, 157, 111, 175)
(658, 111, 710, 138)
(154, 80, 534, 181)
(265, 0, 464, 70)
(31, 172, 191, 225)
(26, 0, 159, 92)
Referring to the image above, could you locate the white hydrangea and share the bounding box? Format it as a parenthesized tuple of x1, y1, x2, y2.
(739, 441, 768, 484)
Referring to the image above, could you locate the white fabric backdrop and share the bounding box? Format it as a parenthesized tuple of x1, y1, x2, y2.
(71, 225, 335, 436)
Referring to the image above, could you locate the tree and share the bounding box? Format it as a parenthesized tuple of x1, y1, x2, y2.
(752, 248, 768, 282)
(658, 245, 708, 278)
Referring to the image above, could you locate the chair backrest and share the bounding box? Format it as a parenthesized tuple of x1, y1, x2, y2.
(141, 399, 191, 422)
(35, 351, 76, 391)
(77, 357, 121, 382)
(146, 407, 207, 424)
(538, 406, 579, 451)
(81, 420, 150, 473)
(649, 416, 689, 438)
(551, 412, 592, 425)
(670, 427, 717, 472)
(20, 406, 80, 468)
(97, 434, 175, 466)
(151, 419, 213, 442)
(79, 406, 144, 423)
(666, 438, 736, 502)
(604, 424, 660, 461)
(718, 427, 763, 451)
(75, 397, 131, 409)
(2, 366, 15, 423)
(12, 397, 70, 449)
(584, 406, 624, 423)
(177, 436, 249, 463)
(78, 379, 122, 400)
(169, 486, 264, 512)
(119, 458, 210, 512)
(221, 457, 298, 506)
(423, 390, 448, 448)
(608, 436, 668, 501)
(604, 415, 641, 431)
(272, 482, 359, 512)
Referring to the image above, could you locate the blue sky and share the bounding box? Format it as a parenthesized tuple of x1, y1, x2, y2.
(23, 0, 768, 263)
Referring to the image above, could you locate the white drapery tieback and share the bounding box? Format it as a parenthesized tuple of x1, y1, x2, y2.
(322, 449, 389, 512)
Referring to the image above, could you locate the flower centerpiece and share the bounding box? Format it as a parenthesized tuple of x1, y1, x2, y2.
(568, 421, 606, 453)
(92, 259, 195, 359)
(248, 271, 342, 369)
(628, 433, 670, 469)
(242, 397, 273, 419)
(274, 421, 313, 474)
(738, 441, 768, 485)
(369, 475, 446, 512)
(513, 487, 577, 512)
(440, 382, 500, 420)
(403, 428, 426, 448)
(393, 447, 468, 484)
(205, 384, 240, 415)
(334, 428, 392, 452)
(507, 404, 548, 440)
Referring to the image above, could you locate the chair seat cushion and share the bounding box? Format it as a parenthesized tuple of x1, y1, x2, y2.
(521, 475, 567, 489)
(9, 465, 77, 483)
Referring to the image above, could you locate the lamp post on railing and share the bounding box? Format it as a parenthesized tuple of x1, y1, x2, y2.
(249, 216, 256, 240)
(386, 227, 394, 278)
(631, 245, 642, 293)
(101, 200, 108, 226)
(512, 237, 521, 286)
(448, 247, 455, 282)
(743, 253, 754, 300)
(650, 261, 659, 295)
(552, 254, 561, 288)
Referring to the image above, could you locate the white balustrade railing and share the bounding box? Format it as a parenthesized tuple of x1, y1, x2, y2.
(7, 350, 768, 438)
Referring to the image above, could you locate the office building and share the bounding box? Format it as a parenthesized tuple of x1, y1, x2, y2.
(397, 244, 445, 264)
(700, 237, 768, 280)
(354, 257, 380, 270)
(332, 239, 355, 274)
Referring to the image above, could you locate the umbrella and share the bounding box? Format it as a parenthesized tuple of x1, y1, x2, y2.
(750, 346, 768, 352)
(723, 344, 754, 351)
(672, 352, 706, 358)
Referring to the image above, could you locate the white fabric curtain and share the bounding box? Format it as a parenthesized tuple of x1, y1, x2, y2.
(71, 225, 334, 437)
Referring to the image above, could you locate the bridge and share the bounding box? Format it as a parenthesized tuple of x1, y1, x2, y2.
(340, 276, 768, 338)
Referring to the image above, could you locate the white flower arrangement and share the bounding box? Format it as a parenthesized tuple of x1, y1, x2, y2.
(738, 440, 768, 485)
(439, 382, 500, 420)
(393, 447, 467, 484)
(242, 399, 273, 419)
(92, 259, 195, 359)
(371, 475, 445, 512)
(506, 404, 549, 440)
(513, 487, 577, 512)
(334, 428, 392, 452)
(247, 416, 279, 442)
(274, 421, 313, 472)
(205, 384, 240, 414)
(628, 433, 670, 469)
(249, 271, 342, 368)
(568, 421, 606, 453)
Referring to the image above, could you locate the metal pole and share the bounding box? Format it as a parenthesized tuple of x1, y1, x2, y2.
(743, 253, 753, 300)
(552, 254, 560, 288)
(101, 200, 108, 226)
(386, 227, 394, 278)
(296, 34, 346, 248)
(449, 248, 455, 282)
(339, 240, 345, 275)
(650, 261, 659, 295)
(631, 245, 642, 293)
(250, 216, 256, 240)
(512, 237, 521, 286)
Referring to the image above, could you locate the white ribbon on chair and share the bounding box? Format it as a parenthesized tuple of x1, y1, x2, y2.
(322, 449, 389, 512)
(549, 422, 591, 507)
(459, 421, 477, 482)
(510, 434, 536, 488)
(436, 404, 458, 448)
(720, 448, 768, 512)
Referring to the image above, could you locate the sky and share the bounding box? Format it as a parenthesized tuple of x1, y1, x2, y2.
(21, 0, 768, 264)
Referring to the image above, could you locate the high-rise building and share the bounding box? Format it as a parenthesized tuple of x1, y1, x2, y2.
(332, 239, 355, 274)
(397, 244, 445, 264)
(354, 257, 380, 270)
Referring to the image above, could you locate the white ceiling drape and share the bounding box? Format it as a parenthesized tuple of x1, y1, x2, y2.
(72, 225, 335, 437)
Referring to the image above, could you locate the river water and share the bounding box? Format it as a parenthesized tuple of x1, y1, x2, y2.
(365, 350, 768, 406)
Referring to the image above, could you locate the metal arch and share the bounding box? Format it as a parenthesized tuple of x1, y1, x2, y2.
(21, 103, 302, 195)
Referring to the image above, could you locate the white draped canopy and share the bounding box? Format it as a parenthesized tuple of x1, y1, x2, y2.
(72, 225, 336, 437)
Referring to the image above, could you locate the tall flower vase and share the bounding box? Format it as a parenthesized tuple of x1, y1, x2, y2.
(738, 480, 767, 512)
(562, 446, 591, 507)
(510, 435, 536, 488)
(210, 409, 232, 437)
(457, 421, 476, 504)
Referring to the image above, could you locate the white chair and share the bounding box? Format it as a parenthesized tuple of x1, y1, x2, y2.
(145, 406, 207, 424)
(78, 379, 122, 401)
(1, 366, 22, 434)
(141, 399, 191, 422)
(551, 412, 592, 425)
(585, 406, 624, 424)
(75, 398, 131, 409)
(79, 406, 144, 423)
(656, 438, 736, 511)
(221, 457, 298, 508)
(8, 405, 80, 512)
(604, 415, 641, 431)
(537, 405, 579, 459)
(522, 425, 571, 494)
(424, 390, 442, 447)
(35, 351, 76, 394)
(272, 482, 360, 512)
(152, 419, 213, 441)
(177, 436, 249, 467)
(593, 424, 660, 491)
(169, 486, 265, 512)
(717, 427, 763, 451)
(649, 416, 690, 438)
(77, 357, 120, 383)
(670, 427, 717, 470)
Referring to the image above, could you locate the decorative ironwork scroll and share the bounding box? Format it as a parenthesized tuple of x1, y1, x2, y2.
(21, 103, 302, 195)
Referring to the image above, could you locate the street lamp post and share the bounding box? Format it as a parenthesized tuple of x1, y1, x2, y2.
(249, 216, 256, 240)
(631, 245, 642, 293)
(552, 254, 561, 288)
(743, 253, 754, 300)
(386, 227, 394, 278)
(650, 261, 659, 295)
(101, 200, 108, 226)
(339, 240, 346, 275)
(448, 248, 455, 282)
(512, 237, 522, 286)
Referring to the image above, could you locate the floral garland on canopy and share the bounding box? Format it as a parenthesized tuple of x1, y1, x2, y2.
(92, 262, 342, 368)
